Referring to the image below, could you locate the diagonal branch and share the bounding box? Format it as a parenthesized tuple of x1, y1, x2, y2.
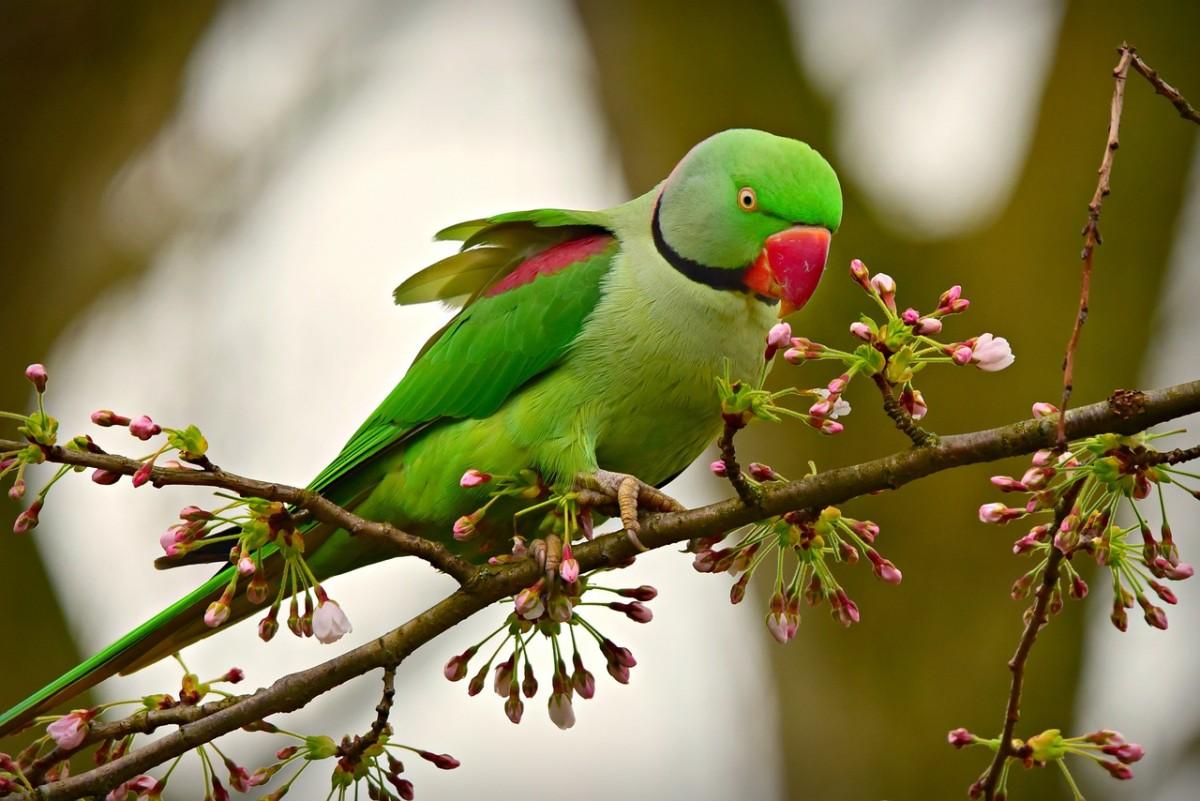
(12, 378, 1200, 801)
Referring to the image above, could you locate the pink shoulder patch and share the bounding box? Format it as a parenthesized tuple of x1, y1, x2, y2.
(483, 234, 613, 298)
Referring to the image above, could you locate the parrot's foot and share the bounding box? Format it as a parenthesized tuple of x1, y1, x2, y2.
(575, 470, 685, 552)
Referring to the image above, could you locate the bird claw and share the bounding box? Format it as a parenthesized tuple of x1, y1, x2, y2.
(574, 469, 685, 552)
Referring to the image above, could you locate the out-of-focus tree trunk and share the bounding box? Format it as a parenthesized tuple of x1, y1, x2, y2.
(575, 0, 1198, 797)
(0, 1, 217, 711)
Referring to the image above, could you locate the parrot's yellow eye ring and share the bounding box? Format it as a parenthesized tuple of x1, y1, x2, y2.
(737, 187, 757, 211)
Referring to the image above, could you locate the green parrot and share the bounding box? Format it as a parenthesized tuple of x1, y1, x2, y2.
(0, 128, 841, 736)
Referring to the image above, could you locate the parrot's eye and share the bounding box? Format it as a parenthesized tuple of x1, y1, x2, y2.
(737, 187, 757, 211)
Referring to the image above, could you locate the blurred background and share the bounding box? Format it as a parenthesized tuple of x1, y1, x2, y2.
(2, 1, 1198, 799)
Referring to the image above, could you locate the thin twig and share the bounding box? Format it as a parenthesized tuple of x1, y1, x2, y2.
(717, 416, 758, 505)
(871, 374, 935, 447)
(0, 441, 477, 585)
(979, 484, 1082, 801)
(338, 666, 397, 766)
(12, 378, 1200, 801)
(1057, 44, 1200, 448)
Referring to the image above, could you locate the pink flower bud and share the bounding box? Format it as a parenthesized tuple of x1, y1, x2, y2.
(24, 364, 47, 393)
(46, 709, 93, 750)
(990, 475, 1027, 492)
(444, 647, 476, 682)
(417, 750, 461, 770)
(952, 345, 974, 365)
(914, 317, 942, 335)
(867, 550, 903, 584)
(90, 409, 130, 427)
(870, 273, 897, 310)
(131, 461, 153, 488)
(610, 601, 653, 623)
(128, 415, 161, 441)
(938, 285, 962, 307)
(808, 399, 833, 418)
(819, 419, 844, 435)
(205, 600, 231, 628)
(559, 553, 580, 585)
(747, 462, 776, 481)
(850, 258, 871, 288)
(765, 611, 792, 644)
(978, 503, 1024, 524)
(1153, 558, 1194, 580)
(899, 386, 927, 420)
(619, 584, 658, 601)
(947, 728, 976, 749)
(766, 322, 792, 349)
(514, 582, 545, 620)
(1031, 401, 1059, 418)
(572, 657, 596, 700)
(970, 333, 1015, 372)
(180, 505, 212, 521)
(1102, 742, 1144, 764)
(452, 513, 477, 541)
(459, 468, 491, 488)
(91, 468, 121, 485)
(223, 667, 245, 684)
(827, 374, 849, 394)
(504, 692, 525, 724)
(7, 479, 25, 501)
(13, 498, 42, 533)
(709, 459, 727, 477)
(1100, 760, 1134, 780)
(237, 555, 257, 576)
(849, 321, 872, 340)
(312, 598, 353, 643)
(901, 307, 920, 324)
(258, 612, 279, 642)
(547, 693, 575, 730)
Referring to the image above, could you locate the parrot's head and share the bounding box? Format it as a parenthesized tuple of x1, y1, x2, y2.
(653, 128, 842, 317)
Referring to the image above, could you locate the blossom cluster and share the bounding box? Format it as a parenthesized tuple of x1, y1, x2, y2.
(443, 569, 653, 730)
(157, 497, 354, 645)
(949, 725, 1143, 800)
(981, 412, 1197, 631)
(775, 259, 1014, 430)
(690, 494, 899, 642)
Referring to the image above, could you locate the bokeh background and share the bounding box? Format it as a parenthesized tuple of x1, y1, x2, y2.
(2, 2, 1198, 799)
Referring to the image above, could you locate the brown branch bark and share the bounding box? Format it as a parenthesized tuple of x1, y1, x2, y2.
(0, 443, 477, 585)
(716, 417, 758, 505)
(979, 484, 1082, 800)
(871, 374, 935, 447)
(9, 378, 1200, 801)
(1057, 44, 1200, 448)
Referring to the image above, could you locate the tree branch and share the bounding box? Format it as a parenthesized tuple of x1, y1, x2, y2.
(0, 442, 477, 585)
(11, 378, 1200, 801)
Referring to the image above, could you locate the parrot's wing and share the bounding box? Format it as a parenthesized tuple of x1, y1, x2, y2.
(310, 208, 616, 499)
(0, 210, 620, 738)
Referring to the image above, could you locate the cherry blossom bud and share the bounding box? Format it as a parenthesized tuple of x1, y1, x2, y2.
(418, 751, 460, 770)
(831, 590, 860, 626)
(128, 415, 161, 441)
(730, 573, 751, 604)
(1148, 580, 1177, 604)
(258, 609, 280, 642)
(1153, 558, 1194, 580)
(808, 399, 833, 418)
(765, 610, 791, 644)
(747, 462, 777, 481)
(901, 307, 920, 324)
(915, 317, 943, 335)
(849, 321, 872, 340)
(1102, 742, 1144, 764)
(708, 459, 727, 477)
(899, 386, 927, 420)
(1011, 574, 1034, 600)
(504, 691, 524, 724)
(558, 541, 580, 583)
(609, 601, 653, 623)
(522, 662, 538, 698)
(514, 582, 545, 620)
(971, 333, 1015, 371)
(1100, 760, 1134, 780)
(937, 285, 962, 309)
(131, 460, 153, 488)
(91, 409, 130, 427)
(205, 596, 232, 628)
(867, 550, 903, 584)
(1031, 401, 1059, 418)
(870, 273, 897, 310)
(952, 345, 974, 366)
(459, 468, 491, 488)
(493, 657, 515, 696)
(618, 585, 658, 601)
(947, 728, 976, 748)
(851, 520, 880, 543)
(571, 653, 596, 700)
(849, 259, 871, 289)
(819, 419, 844, 435)
(237, 554, 256, 576)
(452, 513, 476, 540)
(765, 322, 792, 359)
(312, 598, 353, 643)
(46, 709, 93, 750)
(978, 503, 1024, 524)
(7, 479, 25, 501)
(24, 364, 47, 393)
(547, 693, 576, 730)
(1138, 595, 1168, 630)
(990, 475, 1027, 492)
(91, 468, 121, 485)
(13, 498, 42, 533)
(1110, 601, 1128, 632)
(1031, 449, 1054, 467)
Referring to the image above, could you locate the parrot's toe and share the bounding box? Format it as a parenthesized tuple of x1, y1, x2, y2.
(575, 469, 684, 551)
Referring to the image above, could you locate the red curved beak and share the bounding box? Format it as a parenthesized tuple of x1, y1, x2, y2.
(744, 226, 832, 317)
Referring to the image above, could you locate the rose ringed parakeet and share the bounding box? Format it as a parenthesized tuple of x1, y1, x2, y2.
(0, 128, 841, 736)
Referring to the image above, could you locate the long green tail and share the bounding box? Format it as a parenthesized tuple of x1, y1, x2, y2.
(0, 568, 230, 738)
